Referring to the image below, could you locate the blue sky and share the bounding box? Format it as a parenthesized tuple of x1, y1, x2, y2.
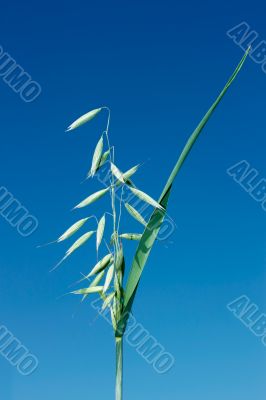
(0, 0, 265, 399)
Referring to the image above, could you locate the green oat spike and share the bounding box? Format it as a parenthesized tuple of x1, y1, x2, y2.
(124, 203, 147, 226)
(87, 149, 111, 178)
(103, 264, 114, 293)
(122, 164, 139, 182)
(111, 162, 125, 183)
(90, 136, 103, 177)
(81, 270, 106, 301)
(51, 231, 95, 271)
(86, 254, 113, 278)
(102, 292, 115, 311)
(57, 218, 89, 242)
(128, 186, 164, 210)
(66, 107, 102, 131)
(96, 214, 106, 251)
(119, 233, 142, 241)
(74, 188, 109, 209)
(72, 286, 103, 295)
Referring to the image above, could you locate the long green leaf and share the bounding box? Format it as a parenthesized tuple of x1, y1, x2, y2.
(117, 48, 250, 336)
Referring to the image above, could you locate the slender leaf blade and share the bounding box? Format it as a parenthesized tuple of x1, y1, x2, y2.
(118, 48, 250, 335)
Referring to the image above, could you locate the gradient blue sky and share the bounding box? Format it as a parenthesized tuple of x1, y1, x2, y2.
(0, 0, 265, 399)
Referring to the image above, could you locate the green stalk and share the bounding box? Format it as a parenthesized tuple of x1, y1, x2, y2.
(105, 108, 124, 399)
(115, 337, 123, 400)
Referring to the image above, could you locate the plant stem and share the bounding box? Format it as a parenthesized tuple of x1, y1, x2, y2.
(104, 107, 124, 399)
(115, 336, 123, 400)
(104, 108, 119, 254)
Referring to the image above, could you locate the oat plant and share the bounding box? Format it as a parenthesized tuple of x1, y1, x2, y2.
(52, 49, 249, 400)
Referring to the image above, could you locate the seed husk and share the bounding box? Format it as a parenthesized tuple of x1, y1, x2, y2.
(72, 286, 103, 295)
(119, 233, 142, 241)
(58, 218, 89, 242)
(66, 231, 95, 257)
(128, 187, 164, 210)
(81, 270, 106, 301)
(111, 163, 124, 183)
(91, 136, 103, 177)
(66, 108, 102, 131)
(74, 188, 109, 209)
(125, 203, 147, 226)
(122, 164, 139, 182)
(87, 254, 113, 278)
(87, 150, 111, 178)
(96, 215, 106, 251)
(102, 292, 115, 311)
(103, 264, 114, 293)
